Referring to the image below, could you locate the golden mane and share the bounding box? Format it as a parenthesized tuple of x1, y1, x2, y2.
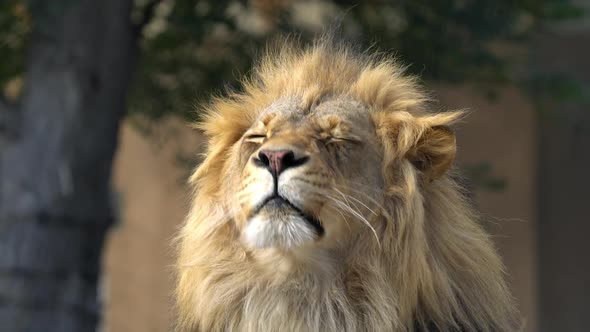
(175, 39, 519, 331)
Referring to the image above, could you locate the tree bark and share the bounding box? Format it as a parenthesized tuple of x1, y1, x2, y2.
(0, 0, 137, 331)
(0, 96, 19, 139)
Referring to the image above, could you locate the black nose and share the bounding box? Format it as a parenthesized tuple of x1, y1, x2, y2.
(257, 149, 308, 175)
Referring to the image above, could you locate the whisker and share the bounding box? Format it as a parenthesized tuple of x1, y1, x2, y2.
(333, 188, 378, 216)
(325, 203, 352, 232)
(325, 194, 381, 248)
(335, 186, 393, 220)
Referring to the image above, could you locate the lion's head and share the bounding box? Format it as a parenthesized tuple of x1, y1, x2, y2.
(175, 39, 519, 332)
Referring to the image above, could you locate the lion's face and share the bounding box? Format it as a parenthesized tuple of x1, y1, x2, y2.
(228, 97, 383, 250)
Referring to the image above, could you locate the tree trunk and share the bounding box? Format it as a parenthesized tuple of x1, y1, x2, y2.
(0, 0, 137, 330)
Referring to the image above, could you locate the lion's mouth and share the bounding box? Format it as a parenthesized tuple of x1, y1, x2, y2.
(251, 195, 325, 236)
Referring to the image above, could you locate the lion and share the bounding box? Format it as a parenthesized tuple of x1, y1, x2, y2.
(175, 39, 519, 332)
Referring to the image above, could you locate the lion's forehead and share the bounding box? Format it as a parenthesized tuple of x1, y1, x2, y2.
(258, 96, 374, 134)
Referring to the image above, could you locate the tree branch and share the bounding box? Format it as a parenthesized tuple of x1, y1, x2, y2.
(0, 96, 20, 140)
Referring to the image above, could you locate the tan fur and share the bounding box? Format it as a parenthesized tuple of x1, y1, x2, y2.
(175, 39, 519, 331)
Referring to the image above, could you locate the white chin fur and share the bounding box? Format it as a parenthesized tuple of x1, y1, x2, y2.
(242, 214, 317, 249)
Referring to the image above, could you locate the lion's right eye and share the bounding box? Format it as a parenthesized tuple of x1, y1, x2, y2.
(244, 134, 266, 144)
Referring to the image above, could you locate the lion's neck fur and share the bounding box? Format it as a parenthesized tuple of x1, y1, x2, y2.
(177, 227, 400, 331)
(176, 174, 518, 332)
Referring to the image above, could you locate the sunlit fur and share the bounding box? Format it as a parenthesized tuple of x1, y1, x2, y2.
(175, 38, 519, 332)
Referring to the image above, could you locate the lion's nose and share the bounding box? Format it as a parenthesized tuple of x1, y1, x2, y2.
(257, 149, 308, 175)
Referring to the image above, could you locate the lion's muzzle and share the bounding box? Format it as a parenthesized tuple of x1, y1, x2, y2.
(242, 194, 324, 249)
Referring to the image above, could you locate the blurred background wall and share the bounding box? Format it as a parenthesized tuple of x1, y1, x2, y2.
(1, 1, 589, 331)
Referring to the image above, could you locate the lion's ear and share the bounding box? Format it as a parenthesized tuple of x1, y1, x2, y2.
(375, 111, 463, 182)
(407, 125, 456, 182)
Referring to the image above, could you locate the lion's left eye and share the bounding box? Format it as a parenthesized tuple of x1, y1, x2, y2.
(244, 134, 266, 144)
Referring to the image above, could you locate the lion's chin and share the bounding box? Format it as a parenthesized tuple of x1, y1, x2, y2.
(241, 200, 323, 249)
